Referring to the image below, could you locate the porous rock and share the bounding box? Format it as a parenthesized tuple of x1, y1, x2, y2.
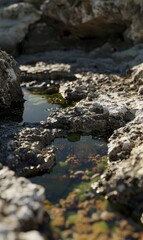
(95, 114, 143, 219)
(0, 165, 45, 239)
(0, 123, 56, 177)
(0, 50, 23, 118)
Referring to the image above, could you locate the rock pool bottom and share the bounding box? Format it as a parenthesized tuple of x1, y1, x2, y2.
(31, 135, 108, 203)
(31, 135, 143, 240)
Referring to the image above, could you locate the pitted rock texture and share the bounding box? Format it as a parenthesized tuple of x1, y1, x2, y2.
(95, 114, 143, 219)
(0, 123, 56, 177)
(20, 62, 75, 87)
(0, 166, 45, 240)
(0, 50, 23, 115)
(47, 97, 134, 134)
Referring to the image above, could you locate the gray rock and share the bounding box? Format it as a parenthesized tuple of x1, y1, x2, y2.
(0, 166, 46, 239)
(95, 114, 143, 219)
(0, 2, 40, 54)
(0, 50, 23, 120)
(41, 0, 143, 43)
(0, 123, 56, 177)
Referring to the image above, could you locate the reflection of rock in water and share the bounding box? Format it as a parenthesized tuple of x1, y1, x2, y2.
(0, 102, 24, 123)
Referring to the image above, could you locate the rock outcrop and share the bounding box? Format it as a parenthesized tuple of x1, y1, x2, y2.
(1, 0, 143, 237)
(0, 165, 46, 240)
(0, 50, 23, 120)
(1, 0, 143, 54)
(95, 114, 143, 219)
(41, 0, 143, 43)
(0, 123, 56, 177)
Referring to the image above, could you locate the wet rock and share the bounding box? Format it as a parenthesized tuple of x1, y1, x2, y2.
(0, 50, 23, 120)
(0, 2, 40, 54)
(0, 166, 46, 239)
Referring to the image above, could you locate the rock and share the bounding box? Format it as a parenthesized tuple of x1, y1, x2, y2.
(0, 2, 40, 54)
(0, 123, 56, 177)
(95, 114, 143, 218)
(41, 0, 143, 43)
(22, 0, 45, 9)
(21, 22, 61, 54)
(0, 50, 23, 120)
(20, 62, 75, 84)
(47, 96, 133, 134)
(130, 63, 143, 93)
(1, 0, 143, 56)
(138, 86, 143, 95)
(0, 166, 46, 239)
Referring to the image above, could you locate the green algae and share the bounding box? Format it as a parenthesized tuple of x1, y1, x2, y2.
(45, 92, 76, 108)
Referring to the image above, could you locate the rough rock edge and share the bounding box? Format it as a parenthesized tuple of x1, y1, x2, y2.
(0, 165, 46, 240)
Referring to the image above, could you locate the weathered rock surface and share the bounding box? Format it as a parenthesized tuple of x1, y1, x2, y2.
(0, 165, 46, 240)
(0, 123, 56, 177)
(0, 2, 40, 54)
(41, 0, 143, 43)
(0, 50, 23, 120)
(94, 113, 143, 220)
(47, 96, 134, 134)
(20, 62, 75, 88)
(1, 0, 143, 55)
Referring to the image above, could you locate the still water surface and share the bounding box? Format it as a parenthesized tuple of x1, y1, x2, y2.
(22, 88, 59, 122)
(31, 135, 108, 203)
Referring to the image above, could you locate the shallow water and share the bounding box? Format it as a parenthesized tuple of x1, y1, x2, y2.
(22, 88, 59, 123)
(31, 134, 108, 203)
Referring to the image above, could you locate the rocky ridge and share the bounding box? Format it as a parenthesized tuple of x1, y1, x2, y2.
(1, 0, 143, 54)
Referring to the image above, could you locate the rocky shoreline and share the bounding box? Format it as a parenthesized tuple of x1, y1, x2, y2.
(1, 0, 143, 239)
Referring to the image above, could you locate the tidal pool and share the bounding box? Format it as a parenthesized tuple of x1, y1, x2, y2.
(31, 134, 108, 203)
(22, 88, 75, 123)
(24, 89, 143, 239)
(22, 88, 59, 122)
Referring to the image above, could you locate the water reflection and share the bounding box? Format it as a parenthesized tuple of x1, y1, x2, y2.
(22, 88, 59, 123)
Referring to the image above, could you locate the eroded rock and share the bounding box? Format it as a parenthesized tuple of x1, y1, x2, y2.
(0, 123, 56, 177)
(95, 114, 143, 219)
(0, 2, 40, 54)
(0, 165, 46, 239)
(0, 50, 23, 120)
(41, 0, 143, 43)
